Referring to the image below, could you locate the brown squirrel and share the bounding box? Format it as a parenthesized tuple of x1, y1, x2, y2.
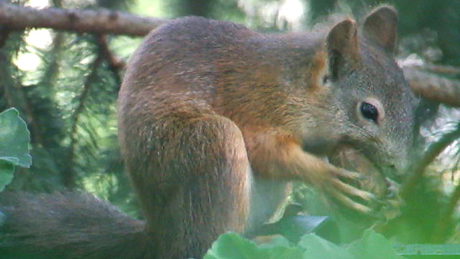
(0, 5, 417, 259)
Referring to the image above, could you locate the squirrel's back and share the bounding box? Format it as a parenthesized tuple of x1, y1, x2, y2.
(118, 16, 326, 134)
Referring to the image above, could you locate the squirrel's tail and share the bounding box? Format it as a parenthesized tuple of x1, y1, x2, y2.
(0, 192, 152, 259)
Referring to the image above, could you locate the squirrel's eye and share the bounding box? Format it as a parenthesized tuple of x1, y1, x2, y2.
(360, 102, 379, 123)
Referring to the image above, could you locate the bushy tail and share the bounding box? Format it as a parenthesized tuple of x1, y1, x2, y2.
(0, 192, 152, 259)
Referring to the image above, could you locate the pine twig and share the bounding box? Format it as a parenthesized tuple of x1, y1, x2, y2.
(402, 124, 460, 198)
(64, 43, 105, 188)
(17, 84, 46, 147)
(0, 31, 46, 146)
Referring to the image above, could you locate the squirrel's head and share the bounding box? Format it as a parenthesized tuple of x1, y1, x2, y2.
(309, 6, 418, 180)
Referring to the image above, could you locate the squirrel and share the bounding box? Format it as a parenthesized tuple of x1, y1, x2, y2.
(0, 5, 417, 259)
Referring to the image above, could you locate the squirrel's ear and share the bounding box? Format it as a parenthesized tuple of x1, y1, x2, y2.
(363, 6, 398, 53)
(326, 19, 359, 80)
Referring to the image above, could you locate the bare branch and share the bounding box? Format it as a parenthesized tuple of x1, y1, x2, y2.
(403, 67, 460, 107)
(97, 35, 125, 70)
(0, 2, 167, 36)
(420, 64, 460, 75)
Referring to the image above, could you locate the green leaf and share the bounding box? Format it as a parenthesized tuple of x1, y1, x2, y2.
(204, 232, 304, 259)
(0, 108, 32, 168)
(346, 229, 405, 259)
(394, 244, 460, 256)
(0, 160, 14, 192)
(258, 235, 292, 249)
(299, 234, 355, 259)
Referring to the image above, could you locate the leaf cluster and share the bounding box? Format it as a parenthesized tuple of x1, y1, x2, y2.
(205, 230, 404, 259)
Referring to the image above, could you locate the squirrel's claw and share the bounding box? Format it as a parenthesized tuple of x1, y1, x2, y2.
(334, 168, 366, 181)
(331, 178, 378, 202)
(322, 168, 386, 217)
(327, 189, 374, 215)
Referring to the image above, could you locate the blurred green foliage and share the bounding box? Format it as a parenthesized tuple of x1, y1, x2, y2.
(204, 230, 405, 259)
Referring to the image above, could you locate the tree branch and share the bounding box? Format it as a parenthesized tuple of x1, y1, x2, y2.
(403, 66, 460, 107)
(96, 35, 124, 87)
(420, 64, 460, 75)
(0, 2, 166, 36)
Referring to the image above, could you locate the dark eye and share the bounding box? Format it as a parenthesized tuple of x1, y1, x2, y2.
(322, 75, 331, 84)
(360, 102, 379, 123)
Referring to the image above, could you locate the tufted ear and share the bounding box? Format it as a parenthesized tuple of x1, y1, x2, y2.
(363, 6, 398, 53)
(326, 19, 359, 80)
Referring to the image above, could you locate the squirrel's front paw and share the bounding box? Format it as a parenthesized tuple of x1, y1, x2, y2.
(323, 168, 384, 216)
(327, 145, 402, 221)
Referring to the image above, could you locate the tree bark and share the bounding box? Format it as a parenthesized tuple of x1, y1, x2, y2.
(0, 2, 166, 36)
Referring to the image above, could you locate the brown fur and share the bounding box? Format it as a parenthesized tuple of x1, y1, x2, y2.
(117, 5, 416, 258)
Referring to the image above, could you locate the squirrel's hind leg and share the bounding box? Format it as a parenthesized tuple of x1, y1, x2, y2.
(131, 114, 252, 259)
